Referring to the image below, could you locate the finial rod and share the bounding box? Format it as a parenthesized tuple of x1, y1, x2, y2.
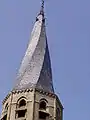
(39, 0, 44, 16)
(41, 0, 44, 9)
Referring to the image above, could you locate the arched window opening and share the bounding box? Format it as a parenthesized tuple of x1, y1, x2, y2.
(39, 101, 46, 110)
(19, 99, 26, 108)
(5, 103, 8, 111)
(16, 98, 27, 119)
(56, 108, 61, 120)
(39, 99, 49, 119)
(2, 114, 7, 120)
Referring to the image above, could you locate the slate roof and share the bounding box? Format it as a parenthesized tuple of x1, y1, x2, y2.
(13, 7, 54, 93)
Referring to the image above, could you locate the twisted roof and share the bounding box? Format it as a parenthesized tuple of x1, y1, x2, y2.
(13, 8, 54, 93)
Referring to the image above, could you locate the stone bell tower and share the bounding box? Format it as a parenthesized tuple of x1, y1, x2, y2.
(1, 1, 63, 120)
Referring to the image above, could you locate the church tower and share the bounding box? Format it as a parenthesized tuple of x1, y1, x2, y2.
(1, 1, 63, 120)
